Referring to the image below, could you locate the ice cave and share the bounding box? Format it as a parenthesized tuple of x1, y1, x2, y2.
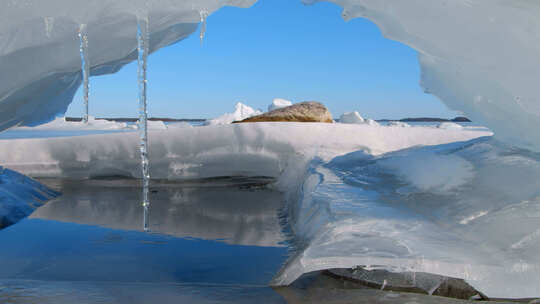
(0, 0, 539, 302)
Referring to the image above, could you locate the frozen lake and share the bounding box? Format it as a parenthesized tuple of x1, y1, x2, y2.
(0, 177, 290, 303)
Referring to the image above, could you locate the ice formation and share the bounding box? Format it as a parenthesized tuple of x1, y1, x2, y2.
(207, 102, 263, 125)
(1, 0, 540, 298)
(275, 137, 540, 298)
(339, 111, 365, 124)
(137, 15, 151, 230)
(268, 98, 293, 112)
(0, 123, 490, 180)
(199, 9, 209, 45)
(78, 24, 90, 123)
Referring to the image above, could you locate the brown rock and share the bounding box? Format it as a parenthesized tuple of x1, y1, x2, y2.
(234, 102, 333, 123)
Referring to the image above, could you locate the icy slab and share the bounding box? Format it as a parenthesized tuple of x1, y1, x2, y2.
(339, 111, 365, 124)
(206, 102, 263, 125)
(0, 167, 59, 229)
(0, 123, 490, 180)
(268, 98, 293, 112)
(274, 137, 540, 298)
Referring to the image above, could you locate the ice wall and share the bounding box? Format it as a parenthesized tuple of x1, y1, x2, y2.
(275, 137, 540, 298)
(306, 0, 540, 150)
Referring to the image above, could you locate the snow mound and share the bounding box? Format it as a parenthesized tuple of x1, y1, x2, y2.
(388, 121, 410, 128)
(365, 118, 380, 126)
(268, 98, 293, 112)
(206, 102, 263, 125)
(275, 137, 540, 298)
(146, 120, 167, 130)
(438, 122, 463, 130)
(166, 122, 194, 129)
(339, 111, 365, 124)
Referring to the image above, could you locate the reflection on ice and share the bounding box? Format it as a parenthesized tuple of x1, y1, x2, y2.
(32, 177, 286, 247)
(0, 177, 289, 303)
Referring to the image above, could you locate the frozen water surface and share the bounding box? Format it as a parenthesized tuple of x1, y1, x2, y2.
(0, 177, 289, 303)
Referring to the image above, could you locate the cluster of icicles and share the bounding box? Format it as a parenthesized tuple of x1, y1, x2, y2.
(75, 11, 208, 231)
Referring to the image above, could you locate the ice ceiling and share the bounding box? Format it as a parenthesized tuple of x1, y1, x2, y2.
(0, 0, 539, 150)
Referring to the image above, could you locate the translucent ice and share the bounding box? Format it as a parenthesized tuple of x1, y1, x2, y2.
(137, 15, 151, 226)
(78, 24, 90, 123)
(275, 137, 540, 298)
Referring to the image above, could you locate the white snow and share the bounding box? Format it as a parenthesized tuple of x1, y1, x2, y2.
(365, 118, 380, 126)
(438, 122, 463, 130)
(388, 121, 410, 128)
(206, 102, 263, 125)
(18, 116, 130, 130)
(339, 111, 365, 124)
(268, 98, 293, 112)
(146, 120, 167, 130)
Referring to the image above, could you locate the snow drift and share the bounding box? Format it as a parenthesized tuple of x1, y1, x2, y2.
(206, 102, 262, 125)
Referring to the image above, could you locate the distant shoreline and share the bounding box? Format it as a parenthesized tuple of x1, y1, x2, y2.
(376, 116, 471, 123)
(65, 117, 207, 123)
(65, 116, 471, 123)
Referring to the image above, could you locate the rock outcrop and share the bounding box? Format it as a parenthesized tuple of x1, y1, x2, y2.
(235, 102, 333, 123)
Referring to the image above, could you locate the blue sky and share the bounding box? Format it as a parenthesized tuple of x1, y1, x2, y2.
(67, 0, 458, 120)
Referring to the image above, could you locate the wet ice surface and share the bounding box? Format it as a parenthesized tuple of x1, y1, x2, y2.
(0, 177, 289, 303)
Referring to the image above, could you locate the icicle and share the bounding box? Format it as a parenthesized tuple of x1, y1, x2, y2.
(137, 15, 150, 232)
(44, 17, 54, 38)
(199, 9, 208, 45)
(78, 24, 90, 124)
